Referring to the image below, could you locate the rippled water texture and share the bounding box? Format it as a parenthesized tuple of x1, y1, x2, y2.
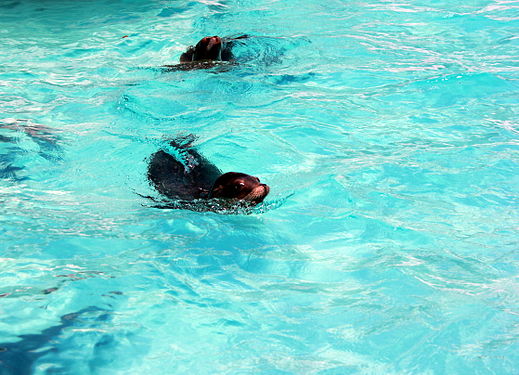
(1, 0, 518, 374)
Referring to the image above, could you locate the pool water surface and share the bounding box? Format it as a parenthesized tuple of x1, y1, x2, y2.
(0, 0, 518, 374)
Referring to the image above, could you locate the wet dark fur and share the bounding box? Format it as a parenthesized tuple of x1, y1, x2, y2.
(147, 136, 269, 206)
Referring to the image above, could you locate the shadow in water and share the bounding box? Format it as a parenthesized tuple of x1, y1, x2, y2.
(0, 306, 109, 375)
(0, 119, 62, 182)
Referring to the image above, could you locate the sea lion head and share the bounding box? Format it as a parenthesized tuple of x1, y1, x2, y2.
(210, 172, 270, 205)
(193, 35, 223, 61)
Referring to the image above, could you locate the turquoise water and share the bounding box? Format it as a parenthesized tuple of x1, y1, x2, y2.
(1, 0, 518, 373)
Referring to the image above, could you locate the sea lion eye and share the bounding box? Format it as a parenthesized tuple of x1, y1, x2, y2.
(235, 182, 245, 190)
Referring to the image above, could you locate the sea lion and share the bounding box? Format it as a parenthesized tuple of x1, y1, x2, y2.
(180, 35, 228, 62)
(147, 136, 269, 209)
(163, 35, 249, 71)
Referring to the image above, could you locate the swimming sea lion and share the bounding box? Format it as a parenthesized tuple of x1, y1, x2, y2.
(180, 36, 228, 62)
(147, 136, 269, 209)
(163, 35, 249, 71)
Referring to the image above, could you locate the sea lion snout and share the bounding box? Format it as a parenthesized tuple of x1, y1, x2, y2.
(249, 183, 270, 204)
